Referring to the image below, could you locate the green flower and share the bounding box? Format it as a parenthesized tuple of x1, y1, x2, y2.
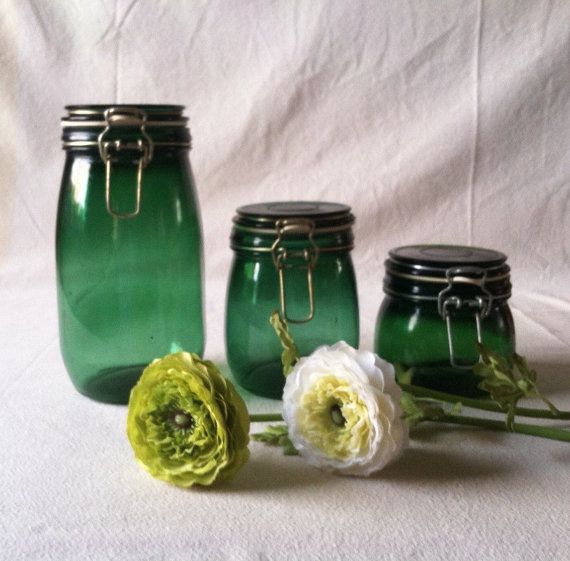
(127, 352, 250, 487)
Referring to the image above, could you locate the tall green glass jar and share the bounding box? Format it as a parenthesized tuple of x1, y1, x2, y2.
(226, 202, 359, 399)
(57, 105, 204, 404)
(375, 245, 515, 396)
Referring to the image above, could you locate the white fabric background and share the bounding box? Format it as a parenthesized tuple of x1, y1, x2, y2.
(1, 1, 570, 560)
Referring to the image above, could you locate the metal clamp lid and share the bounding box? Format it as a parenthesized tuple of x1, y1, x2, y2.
(61, 104, 191, 153)
(231, 202, 355, 254)
(383, 245, 512, 302)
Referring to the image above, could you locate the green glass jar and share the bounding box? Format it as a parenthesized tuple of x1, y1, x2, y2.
(226, 202, 359, 399)
(375, 245, 515, 396)
(57, 105, 204, 404)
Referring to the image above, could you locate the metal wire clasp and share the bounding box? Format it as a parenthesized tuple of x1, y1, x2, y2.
(271, 218, 319, 324)
(97, 107, 154, 219)
(437, 266, 493, 369)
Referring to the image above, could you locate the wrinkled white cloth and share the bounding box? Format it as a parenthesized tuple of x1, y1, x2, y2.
(1, 1, 570, 560)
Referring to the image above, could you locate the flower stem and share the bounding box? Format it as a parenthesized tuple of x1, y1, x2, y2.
(433, 413, 570, 442)
(250, 413, 283, 423)
(400, 383, 570, 420)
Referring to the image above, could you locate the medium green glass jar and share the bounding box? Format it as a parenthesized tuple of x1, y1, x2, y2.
(375, 245, 515, 396)
(226, 202, 359, 399)
(57, 105, 204, 404)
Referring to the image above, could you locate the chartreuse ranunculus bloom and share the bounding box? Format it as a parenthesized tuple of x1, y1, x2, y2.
(127, 352, 250, 487)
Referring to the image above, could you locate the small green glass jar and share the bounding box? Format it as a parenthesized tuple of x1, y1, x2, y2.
(375, 245, 515, 396)
(57, 105, 204, 404)
(226, 202, 359, 399)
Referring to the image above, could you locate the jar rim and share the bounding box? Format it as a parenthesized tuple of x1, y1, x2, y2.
(64, 104, 185, 115)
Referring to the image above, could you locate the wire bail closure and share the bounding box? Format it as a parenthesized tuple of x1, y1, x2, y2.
(97, 107, 154, 219)
(271, 218, 319, 324)
(437, 266, 493, 369)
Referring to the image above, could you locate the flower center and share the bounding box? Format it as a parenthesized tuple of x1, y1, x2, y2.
(170, 410, 194, 430)
(330, 403, 346, 427)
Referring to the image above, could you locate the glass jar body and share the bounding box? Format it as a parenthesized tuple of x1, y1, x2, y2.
(374, 295, 515, 396)
(56, 149, 204, 403)
(226, 251, 359, 398)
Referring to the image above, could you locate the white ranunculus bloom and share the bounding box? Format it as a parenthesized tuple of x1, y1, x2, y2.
(282, 341, 408, 476)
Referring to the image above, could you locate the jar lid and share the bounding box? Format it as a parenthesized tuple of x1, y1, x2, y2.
(384, 244, 511, 301)
(231, 201, 355, 253)
(389, 245, 507, 269)
(61, 104, 191, 151)
(62, 104, 188, 126)
(234, 201, 354, 232)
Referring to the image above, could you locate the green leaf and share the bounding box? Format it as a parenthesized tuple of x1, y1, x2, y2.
(400, 393, 424, 427)
(270, 310, 300, 377)
(400, 392, 450, 428)
(451, 401, 463, 415)
(279, 435, 299, 456)
(395, 363, 414, 385)
(251, 424, 299, 456)
(474, 344, 561, 430)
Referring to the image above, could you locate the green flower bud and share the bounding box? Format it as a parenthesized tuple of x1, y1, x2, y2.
(127, 352, 250, 487)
